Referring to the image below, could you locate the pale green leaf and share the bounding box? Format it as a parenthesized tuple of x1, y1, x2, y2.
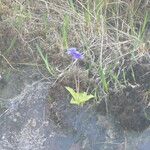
(70, 98, 80, 105)
(66, 86, 94, 106)
(65, 86, 78, 100)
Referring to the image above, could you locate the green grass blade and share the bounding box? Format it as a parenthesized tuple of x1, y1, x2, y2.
(36, 44, 55, 76)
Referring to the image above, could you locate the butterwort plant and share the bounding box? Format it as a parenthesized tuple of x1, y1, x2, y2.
(65, 87, 94, 106)
(66, 48, 94, 106)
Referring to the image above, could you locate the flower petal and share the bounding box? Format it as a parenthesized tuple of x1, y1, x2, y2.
(67, 48, 84, 60)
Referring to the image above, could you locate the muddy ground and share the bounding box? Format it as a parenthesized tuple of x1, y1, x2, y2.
(97, 56, 150, 132)
(0, 62, 150, 149)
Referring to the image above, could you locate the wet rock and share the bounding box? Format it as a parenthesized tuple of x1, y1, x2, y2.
(136, 127, 150, 150)
(138, 142, 150, 150)
(0, 67, 42, 99)
(0, 82, 50, 150)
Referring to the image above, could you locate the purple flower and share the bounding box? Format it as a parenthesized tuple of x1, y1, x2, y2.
(67, 48, 84, 60)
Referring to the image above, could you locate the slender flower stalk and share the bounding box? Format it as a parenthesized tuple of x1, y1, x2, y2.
(67, 47, 84, 94)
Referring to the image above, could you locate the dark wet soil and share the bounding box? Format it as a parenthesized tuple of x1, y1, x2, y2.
(127, 62, 150, 90)
(97, 57, 150, 131)
(109, 86, 150, 131)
